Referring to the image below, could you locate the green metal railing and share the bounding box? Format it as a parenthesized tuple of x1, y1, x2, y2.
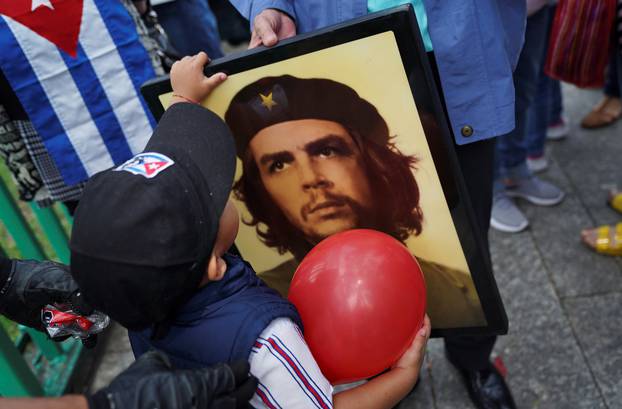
(0, 172, 83, 397)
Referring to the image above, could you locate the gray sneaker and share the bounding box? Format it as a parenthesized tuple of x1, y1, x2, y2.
(526, 155, 548, 173)
(505, 176, 565, 206)
(491, 194, 529, 233)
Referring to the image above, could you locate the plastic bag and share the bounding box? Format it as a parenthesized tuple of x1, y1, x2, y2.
(42, 305, 110, 340)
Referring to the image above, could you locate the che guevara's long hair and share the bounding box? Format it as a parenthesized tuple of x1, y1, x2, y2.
(233, 127, 423, 260)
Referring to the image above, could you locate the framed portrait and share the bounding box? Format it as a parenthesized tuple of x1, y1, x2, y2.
(141, 5, 508, 337)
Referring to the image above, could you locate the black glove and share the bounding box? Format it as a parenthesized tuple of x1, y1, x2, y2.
(0, 259, 86, 328)
(0, 258, 96, 347)
(88, 351, 258, 409)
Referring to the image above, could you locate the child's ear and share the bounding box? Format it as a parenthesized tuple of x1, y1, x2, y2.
(205, 253, 227, 282)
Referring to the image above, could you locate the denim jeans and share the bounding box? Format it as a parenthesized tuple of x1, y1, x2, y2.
(494, 7, 551, 193)
(525, 6, 562, 158)
(153, 0, 224, 58)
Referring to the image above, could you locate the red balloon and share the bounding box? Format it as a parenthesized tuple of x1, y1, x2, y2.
(288, 229, 426, 385)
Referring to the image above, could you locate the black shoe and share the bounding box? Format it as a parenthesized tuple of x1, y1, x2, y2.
(455, 363, 517, 409)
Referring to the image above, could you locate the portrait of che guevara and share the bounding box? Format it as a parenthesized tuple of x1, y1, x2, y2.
(224, 75, 487, 329)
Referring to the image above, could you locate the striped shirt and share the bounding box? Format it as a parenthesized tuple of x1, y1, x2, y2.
(249, 318, 334, 409)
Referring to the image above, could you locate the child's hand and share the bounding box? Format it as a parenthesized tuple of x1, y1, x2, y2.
(332, 315, 431, 408)
(170, 52, 227, 105)
(392, 314, 431, 376)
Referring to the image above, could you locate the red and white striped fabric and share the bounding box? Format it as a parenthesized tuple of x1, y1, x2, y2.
(249, 318, 334, 409)
(545, 0, 617, 88)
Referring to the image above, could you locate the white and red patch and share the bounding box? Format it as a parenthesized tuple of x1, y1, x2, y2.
(114, 152, 174, 178)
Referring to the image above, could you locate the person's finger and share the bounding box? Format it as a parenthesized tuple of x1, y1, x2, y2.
(194, 51, 210, 67)
(419, 314, 431, 339)
(412, 314, 431, 351)
(248, 30, 263, 49)
(407, 315, 431, 361)
(253, 16, 278, 47)
(201, 72, 227, 95)
(276, 14, 296, 39)
(181, 55, 192, 62)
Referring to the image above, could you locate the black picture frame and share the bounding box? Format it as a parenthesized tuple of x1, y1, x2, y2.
(141, 5, 508, 337)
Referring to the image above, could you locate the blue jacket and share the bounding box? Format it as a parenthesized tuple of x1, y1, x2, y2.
(229, 0, 526, 145)
(128, 254, 302, 369)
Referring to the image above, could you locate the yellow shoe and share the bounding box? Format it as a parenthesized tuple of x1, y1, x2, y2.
(609, 191, 622, 214)
(581, 223, 622, 256)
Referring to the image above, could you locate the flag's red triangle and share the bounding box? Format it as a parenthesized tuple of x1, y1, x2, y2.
(0, 0, 84, 57)
(144, 161, 167, 176)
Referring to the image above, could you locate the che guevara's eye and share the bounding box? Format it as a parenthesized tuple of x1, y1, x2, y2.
(268, 161, 289, 173)
(319, 146, 337, 157)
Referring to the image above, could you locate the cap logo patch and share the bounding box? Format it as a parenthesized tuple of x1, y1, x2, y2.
(114, 152, 174, 178)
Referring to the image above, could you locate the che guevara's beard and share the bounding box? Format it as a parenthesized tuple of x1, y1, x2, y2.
(299, 191, 378, 245)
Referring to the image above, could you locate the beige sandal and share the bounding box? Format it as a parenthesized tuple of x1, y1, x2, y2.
(581, 96, 622, 129)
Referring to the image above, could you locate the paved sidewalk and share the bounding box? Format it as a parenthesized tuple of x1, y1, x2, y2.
(90, 85, 622, 408)
(400, 85, 622, 409)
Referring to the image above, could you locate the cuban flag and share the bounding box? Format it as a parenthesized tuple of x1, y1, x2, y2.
(0, 0, 156, 185)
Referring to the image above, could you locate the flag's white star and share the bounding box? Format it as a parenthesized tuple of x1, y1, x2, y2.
(31, 0, 54, 12)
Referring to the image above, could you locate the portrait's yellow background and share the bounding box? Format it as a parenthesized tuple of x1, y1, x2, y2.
(160, 31, 470, 274)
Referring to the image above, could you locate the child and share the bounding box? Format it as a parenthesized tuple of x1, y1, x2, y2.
(69, 52, 431, 409)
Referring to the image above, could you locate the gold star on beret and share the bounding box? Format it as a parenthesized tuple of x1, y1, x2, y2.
(259, 92, 277, 111)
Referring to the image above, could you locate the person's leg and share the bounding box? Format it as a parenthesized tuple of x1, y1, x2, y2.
(446, 138, 496, 370)
(526, 6, 565, 164)
(496, 8, 550, 179)
(548, 78, 563, 123)
(542, 78, 570, 141)
(545, 5, 565, 128)
(581, 38, 622, 128)
(525, 71, 552, 161)
(153, 0, 224, 58)
(492, 8, 557, 233)
(446, 138, 516, 408)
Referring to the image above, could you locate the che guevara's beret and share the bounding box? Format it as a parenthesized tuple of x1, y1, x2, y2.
(224, 75, 389, 157)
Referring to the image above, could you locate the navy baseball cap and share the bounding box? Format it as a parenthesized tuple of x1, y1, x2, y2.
(70, 103, 236, 330)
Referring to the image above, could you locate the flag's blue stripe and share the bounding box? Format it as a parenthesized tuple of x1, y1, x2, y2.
(94, 0, 156, 128)
(0, 17, 88, 184)
(61, 43, 133, 164)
